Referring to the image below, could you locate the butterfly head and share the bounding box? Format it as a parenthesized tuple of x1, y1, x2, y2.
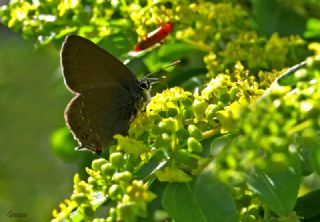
(138, 78, 151, 91)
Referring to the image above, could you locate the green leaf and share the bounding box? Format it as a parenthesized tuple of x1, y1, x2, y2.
(277, 60, 307, 86)
(134, 148, 168, 179)
(156, 166, 192, 182)
(194, 168, 238, 222)
(162, 183, 209, 222)
(210, 133, 235, 156)
(162, 166, 238, 222)
(247, 154, 301, 216)
(297, 149, 314, 176)
(277, 71, 297, 86)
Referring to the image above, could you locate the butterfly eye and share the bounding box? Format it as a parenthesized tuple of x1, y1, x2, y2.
(138, 79, 150, 90)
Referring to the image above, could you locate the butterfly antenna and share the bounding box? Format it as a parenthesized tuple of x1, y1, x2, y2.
(145, 60, 181, 78)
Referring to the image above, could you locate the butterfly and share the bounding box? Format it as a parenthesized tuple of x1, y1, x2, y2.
(61, 35, 151, 153)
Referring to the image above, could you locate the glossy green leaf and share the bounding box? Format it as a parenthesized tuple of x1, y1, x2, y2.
(277, 60, 307, 86)
(247, 154, 301, 216)
(210, 133, 235, 156)
(134, 149, 168, 179)
(162, 165, 238, 222)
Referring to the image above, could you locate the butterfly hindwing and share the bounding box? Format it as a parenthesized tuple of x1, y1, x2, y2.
(65, 85, 135, 152)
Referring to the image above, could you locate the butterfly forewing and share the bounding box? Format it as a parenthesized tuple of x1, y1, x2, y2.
(61, 35, 139, 95)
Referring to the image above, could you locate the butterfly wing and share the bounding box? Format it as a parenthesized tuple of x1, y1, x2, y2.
(61, 35, 143, 152)
(61, 35, 140, 96)
(65, 86, 135, 153)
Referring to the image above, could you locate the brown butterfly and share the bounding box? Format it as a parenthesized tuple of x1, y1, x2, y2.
(61, 35, 151, 153)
